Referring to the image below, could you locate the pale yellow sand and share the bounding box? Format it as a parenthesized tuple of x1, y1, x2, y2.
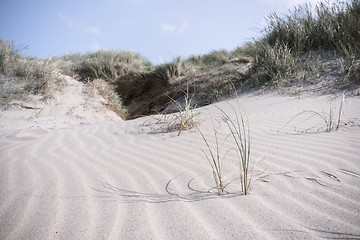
(1, 77, 360, 239)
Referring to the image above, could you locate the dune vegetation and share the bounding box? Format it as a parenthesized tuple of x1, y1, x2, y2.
(1, 0, 359, 118)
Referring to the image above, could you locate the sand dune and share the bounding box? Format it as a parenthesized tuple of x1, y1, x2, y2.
(1, 91, 360, 239)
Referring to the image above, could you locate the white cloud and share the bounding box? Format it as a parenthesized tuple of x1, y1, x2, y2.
(89, 40, 101, 51)
(179, 20, 189, 34)
(58, 14, 101, 35)
(85, 27, 101, 34)
(161, 23, 176, 34)
(58, 14, 74, 28)
(161, 20, 190, 35)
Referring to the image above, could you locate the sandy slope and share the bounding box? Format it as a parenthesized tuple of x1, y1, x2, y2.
(1, 79, 360, 239)
(0, 74, 121, 131)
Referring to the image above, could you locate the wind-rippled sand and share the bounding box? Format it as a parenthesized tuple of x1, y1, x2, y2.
(1, 93, 360, 239)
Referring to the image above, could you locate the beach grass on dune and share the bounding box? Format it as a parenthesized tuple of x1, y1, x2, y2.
(198, 100, 259, 195)
(0, 39, 62, 103)
(197, 119, 227, 195)
(279, 93, 346, 133)
(0, 39, 19, 74)
(217, 102, 253, 195)
(154, 86, 199, 136)
(2, 0, 359, 116)
(70, 50, 151, 82)
(244, 0, 360, 86)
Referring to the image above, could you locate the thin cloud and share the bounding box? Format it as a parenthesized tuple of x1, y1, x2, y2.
(179, 20, 189, 34)
(161, 20, 189, 35)
(58, 14, 74, 28)
(58, 14, 100, 35)
(89, 40, 102, 51)
(85, 27, 101, 34)
(161, 23, 176, 34)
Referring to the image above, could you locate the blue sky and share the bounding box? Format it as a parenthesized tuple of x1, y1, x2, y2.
(0, 0, 344, 64)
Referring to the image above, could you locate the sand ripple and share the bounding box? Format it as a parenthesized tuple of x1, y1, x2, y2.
(1, 94, 360, 239)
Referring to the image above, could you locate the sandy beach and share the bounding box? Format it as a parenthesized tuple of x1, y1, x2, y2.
(1, 75, 360, 239)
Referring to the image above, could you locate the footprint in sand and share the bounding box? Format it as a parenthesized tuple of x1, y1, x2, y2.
(7, 129, 48, 141)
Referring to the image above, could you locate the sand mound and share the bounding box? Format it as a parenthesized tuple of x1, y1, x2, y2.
(0, 74, 122, 131)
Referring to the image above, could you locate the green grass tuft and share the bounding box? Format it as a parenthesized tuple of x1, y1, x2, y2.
(217, 102, 253, 195)
(0, 39, 19, 74)
(279, 93, 346, 133)
(199, 101, 261, 195)
(245, 0, 360, 86)
(197, 120, 227, 195)
(159, 86, 199, 136)
(72, 50, 152, 83)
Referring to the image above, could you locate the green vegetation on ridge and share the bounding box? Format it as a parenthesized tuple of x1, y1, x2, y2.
(1, 0, 359, 117)
(244, 0, 360, 85)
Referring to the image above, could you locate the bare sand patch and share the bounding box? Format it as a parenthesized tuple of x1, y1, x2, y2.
(1, 87, 360, 239)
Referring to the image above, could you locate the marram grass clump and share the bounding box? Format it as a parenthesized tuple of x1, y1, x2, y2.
(197, 119, 227, 195)
(218, 102, 255, 195)
(279, 94, 345, 133)
(72, 50, 151, 82)
(199, 101, 262, 195)
(0, 39, 61, 102)
(156, 86, 199, 136)
(245, 0, 360, 85)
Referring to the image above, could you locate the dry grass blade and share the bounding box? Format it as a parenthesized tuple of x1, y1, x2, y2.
(164, 86, 198, 136)
(279, 94, 345, 133)
(216, 102, 252, 195)
(197, 124, 224, 195)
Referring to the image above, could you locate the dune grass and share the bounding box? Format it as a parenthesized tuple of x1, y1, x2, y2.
(0, 39, 61, 103)
(199, 101, 259, 195)
(186, 50, 232, 69)
(245, 0, 360, 86)
(2, 0, 359, 117)
(153, 56, 194, 80)
(279, 94, 345, 133)
(0, 39, 19, 74)
(197, 120, 227, 195)
(157, 86, 199, 136)
(265, 1, 360, 55)
(217, 102, 253, 195)
(71, 50, 151, 83)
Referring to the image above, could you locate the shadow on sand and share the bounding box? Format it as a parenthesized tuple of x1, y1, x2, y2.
(92, 174, 242, 203)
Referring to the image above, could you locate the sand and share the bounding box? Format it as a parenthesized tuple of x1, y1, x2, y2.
(1, 76, 360, 239)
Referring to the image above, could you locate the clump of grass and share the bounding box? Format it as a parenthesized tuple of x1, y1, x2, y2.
(280, 94, 345, 133)
(265, 1, 360, 55)
(73, 50, 151, 82)
(153, 56, 191, 80)
(245, 0, 360, 86)
(244, 41, 297, 85)
(187, 50, 231, 69)
(197, 120, 227, 195)
(199, 101, 259, 195)
(13, 58, 55, 94)
(0, 39, 19, 74)
(161, 86, 199, 136)
(0, 39, 60, 102)
(346, 59, 360, 83)
(217, 102, 254, 195)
